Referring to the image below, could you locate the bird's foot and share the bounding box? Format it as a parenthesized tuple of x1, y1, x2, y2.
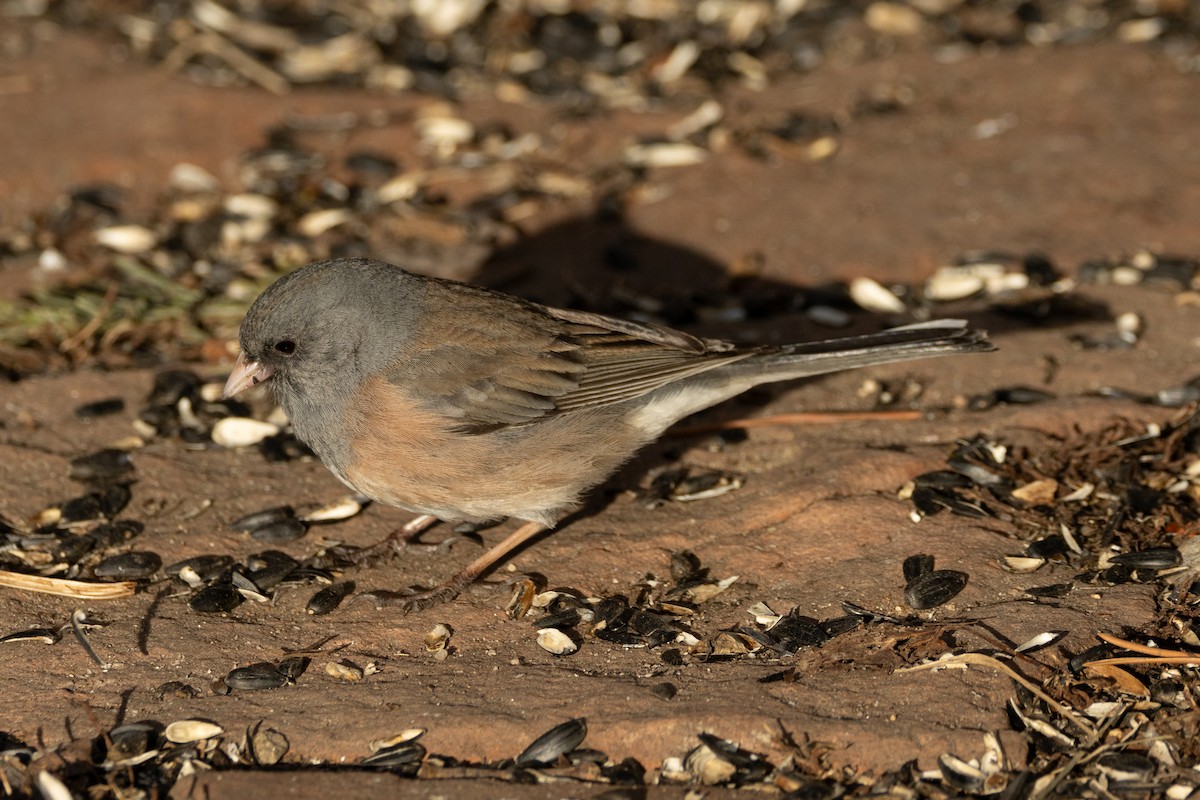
(343, 514, 440, 566)
(356, 583, 463, 613)
(352, 520, 548, 613)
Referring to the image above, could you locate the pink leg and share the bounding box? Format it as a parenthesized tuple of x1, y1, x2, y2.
(361, 520, 548, 612)
(400, 514, 439, 537)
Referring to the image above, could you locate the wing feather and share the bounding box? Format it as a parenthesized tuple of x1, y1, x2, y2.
(378, 282, 747, 432)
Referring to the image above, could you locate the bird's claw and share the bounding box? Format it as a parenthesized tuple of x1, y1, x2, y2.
(343, 516, 442, 566)
(355, 585, 461, 613)
(397, 585, 461, 613)
(341, 538, 408, 567)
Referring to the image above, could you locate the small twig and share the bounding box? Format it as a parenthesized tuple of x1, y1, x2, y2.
(161, 30, 290, 95)
(1084, 656, 1200, 667)
(0, 571, 136, 599)
(110, 257, 203, 306)
(897, 652, 1095, 735)
(1096, 631, 1197, 659)
(1028, 749, 1090, 800)
(70, 609, 106, 668)
(59, 281, 118, 354)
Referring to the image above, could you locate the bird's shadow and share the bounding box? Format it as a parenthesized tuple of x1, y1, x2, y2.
(469, 208, 1110, 351)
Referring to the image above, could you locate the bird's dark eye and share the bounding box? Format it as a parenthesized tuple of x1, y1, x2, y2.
(274, 339, 296, 355)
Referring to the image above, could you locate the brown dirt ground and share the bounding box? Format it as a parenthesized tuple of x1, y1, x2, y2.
(2, 26, 1200, 798)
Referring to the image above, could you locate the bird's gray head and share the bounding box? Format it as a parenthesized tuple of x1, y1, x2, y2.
(223, 258, 424, 409)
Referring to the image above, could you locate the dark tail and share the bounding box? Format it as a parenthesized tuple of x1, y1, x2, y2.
(727, 319, 995, 383)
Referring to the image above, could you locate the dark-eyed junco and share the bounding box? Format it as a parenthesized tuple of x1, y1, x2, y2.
(225, 257, 994, 609)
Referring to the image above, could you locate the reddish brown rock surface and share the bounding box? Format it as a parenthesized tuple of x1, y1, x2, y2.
(2, 22, 1199, 798)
